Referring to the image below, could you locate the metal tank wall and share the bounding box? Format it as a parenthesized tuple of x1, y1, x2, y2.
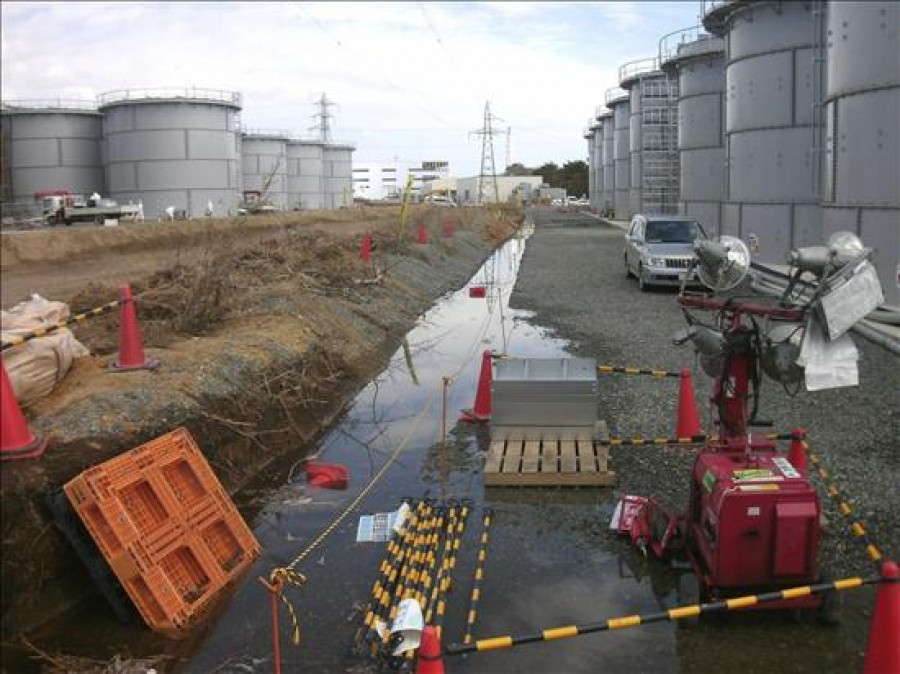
(100, 91, 241, 219)
(704, 0, 821, 263)
(591, 119, 603, 210)
(286, 141, 325, 210)
(608, 91, 632, 219)
(241, 134, 289, 210)
(1, 105, 104, 202)
(661, 31, 727, 236)
(600, 112, 615, 215)
(822, 1, 899, 306)
(323, 145, 354, 209)
(584, 126, 596, 210)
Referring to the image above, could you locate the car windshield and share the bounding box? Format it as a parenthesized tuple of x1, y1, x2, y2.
(644, 221, 705, 243)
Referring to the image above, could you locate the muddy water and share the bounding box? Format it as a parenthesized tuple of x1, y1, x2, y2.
(186, 220, 871, 673)
(26, 219, 872, 672)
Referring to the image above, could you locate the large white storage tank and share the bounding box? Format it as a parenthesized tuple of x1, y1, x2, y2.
(606, 87, 631, 220)
(99, 88, 242, 219)
(241, 131, 289, 211)
(584, 123, 597, 211)
(821, 1, 899, 306)
(703, 0, 822, 262)
(323, 144, 354, 209)
(286, 140, 325, 211)
(593, 112, 605, 210)
(600, 110, 615, 216)
(660, 27, 727, 236)
(1, 100, 104, 203)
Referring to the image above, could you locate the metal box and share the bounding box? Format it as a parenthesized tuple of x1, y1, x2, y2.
(491, 357, 598, 434)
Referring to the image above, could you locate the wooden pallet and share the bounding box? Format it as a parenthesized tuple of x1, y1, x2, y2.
(484, 433, 616, 487)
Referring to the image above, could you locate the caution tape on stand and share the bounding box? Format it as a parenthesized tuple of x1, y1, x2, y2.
(445, 575, 883, 656)
(598, 432, 797, 447)
(597, 365, 680, 378)
(807, 444, 886, 567)
(0, 299, 120, 351)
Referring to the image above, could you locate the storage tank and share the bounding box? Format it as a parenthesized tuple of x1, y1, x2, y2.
(323, 144, 354, 209)
(99, 88, 241, 219)
(703, 0, 821, 262)
(1, 100, 104, 204)
(286, 140, 325, 211)
(606, 87, 631, 219)
(583, 124, 595, 210)
(241, 131, 289, 211)
(821, 1, 899, 306)
(660, 26, 727, 235)
(620, 57, 680, 216)
(600, 110, 615, 216)
(594, 112, 605, 210)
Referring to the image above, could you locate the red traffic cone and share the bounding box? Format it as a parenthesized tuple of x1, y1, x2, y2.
(418, 223, 429, 245)
(416, 625, 444, 674)
(676, 367, 701, 438)
(442, 219, 454, 238)
(1, 361, 47, 461)
(864, 560, 900, 674)
(460, 350, 492, 422)
(109, 285, 160, 372)
(360, 232, 372, 262)
(788, 428, 807, 476)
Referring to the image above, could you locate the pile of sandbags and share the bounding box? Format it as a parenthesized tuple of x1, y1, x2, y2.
(1, 294, 89, 405)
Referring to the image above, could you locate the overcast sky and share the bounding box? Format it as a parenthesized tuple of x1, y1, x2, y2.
(2, 1, 700, 175)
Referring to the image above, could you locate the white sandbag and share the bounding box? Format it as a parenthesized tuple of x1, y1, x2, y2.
(1, 294, 90, 404)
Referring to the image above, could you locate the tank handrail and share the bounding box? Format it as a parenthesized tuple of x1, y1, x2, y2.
(1, 98, 98, 112)
(659, 25, 701, 64)
(605, 86, 629, 105)
(618, 57, 659, 84)
(240, 127, 296, 140)
(97, 87, 242, 107)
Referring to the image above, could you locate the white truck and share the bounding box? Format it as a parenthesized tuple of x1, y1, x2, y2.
(39, 192, 142, 226)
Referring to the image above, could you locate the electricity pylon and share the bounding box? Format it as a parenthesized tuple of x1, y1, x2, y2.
(469, 102, 504, 205)
(309, 93, 337, 143)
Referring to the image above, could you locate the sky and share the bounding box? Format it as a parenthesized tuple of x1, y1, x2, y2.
(1, 1, 701, 175)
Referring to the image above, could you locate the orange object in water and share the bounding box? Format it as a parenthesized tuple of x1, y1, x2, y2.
(305, 460, 349, 489)
(63, 428, 260, 637)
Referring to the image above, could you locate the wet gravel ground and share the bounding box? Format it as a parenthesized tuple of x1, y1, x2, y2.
(510, 209, 899, 579)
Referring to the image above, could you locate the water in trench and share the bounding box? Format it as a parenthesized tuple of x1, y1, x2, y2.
(29, 219, 872, 672)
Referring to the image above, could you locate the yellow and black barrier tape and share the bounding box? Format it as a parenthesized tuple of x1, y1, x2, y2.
(1, 299, 120, 351)
(463, 509, 493, 645)
(808, 446, 886, 567)
(445, 575, 880, 656)
(599, 432, 797, 447)
(597, 364, 680, 378)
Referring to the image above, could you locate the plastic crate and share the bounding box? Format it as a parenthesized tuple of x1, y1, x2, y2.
(63, 428, 260, 637)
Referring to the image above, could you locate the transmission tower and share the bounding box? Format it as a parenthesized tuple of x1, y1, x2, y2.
(505, 126, 512, 169)
(469, 102, 503, 205)
(309, 93, 337, 143)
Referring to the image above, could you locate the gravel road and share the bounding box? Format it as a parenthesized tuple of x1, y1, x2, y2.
(510, 208, 899, 578)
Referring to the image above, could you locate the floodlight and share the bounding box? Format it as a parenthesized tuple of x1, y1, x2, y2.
(761, 322, 805, 385)
(695, 236, 751, 292)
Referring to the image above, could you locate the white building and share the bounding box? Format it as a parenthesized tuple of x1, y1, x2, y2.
(352, 159, 450, 200)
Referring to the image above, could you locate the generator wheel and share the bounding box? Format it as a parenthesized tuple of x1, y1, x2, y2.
(676, 573, 701, 628)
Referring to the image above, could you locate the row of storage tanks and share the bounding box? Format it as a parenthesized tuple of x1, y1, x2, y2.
(0, 88, 354, 219)
(585, 0, 899, 306)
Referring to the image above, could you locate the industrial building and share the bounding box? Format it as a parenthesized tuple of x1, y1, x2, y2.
(585, 0, 899, 306)
(1, 87, 355, 220)
(455, 175, 543, 205)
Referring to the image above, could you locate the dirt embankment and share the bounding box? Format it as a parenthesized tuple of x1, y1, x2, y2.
(0, 205, 522, 639)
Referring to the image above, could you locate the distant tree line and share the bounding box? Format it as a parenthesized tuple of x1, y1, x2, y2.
(504, 160, 588, 198)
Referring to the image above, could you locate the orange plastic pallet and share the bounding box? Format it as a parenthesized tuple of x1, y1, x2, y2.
(64, 427, 260, 637)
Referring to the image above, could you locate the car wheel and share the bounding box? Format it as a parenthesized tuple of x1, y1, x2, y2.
(638, 265, 651, 291)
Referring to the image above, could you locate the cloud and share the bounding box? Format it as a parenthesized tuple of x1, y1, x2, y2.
(1, 1, 698, 172)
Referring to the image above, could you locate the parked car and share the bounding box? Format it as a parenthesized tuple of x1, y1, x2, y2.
(623, 214, 707, 291)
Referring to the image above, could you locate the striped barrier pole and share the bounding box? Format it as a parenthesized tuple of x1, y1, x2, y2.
(597, 432, 798, 447)
(1, 300, 120, 351)
(430, 502, 471, 640)
(425, 506, 461, 626)
(462, 509, 494, 645)
(445, 575, 877, 656)
(597, 365, 680, 378)
(388, 504, 438, 623)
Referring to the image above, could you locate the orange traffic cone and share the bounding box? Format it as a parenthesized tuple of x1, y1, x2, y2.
(1, 361, 47, 461)
(442, 219, 454, 238)
(416, 626, 444, 674)
(109, 285, 160, 372)
(788, 428, 807, 475)
(460, 350, 492, 422)
(676, 367, 701, 438)
(864, 560, 900, 674)
(360, 232, 372, 262)
(418, 223, 429, 245)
